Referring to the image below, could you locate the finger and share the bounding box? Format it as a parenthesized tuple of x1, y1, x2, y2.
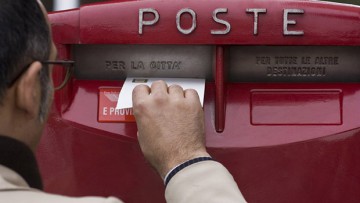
(132, 84, 150, 105)
(151, 80, 168, 95)
(184, 89, 201, 105)
(168, 84, 184, 98)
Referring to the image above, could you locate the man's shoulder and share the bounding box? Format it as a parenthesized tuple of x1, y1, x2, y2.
(0, 165, 123, 203)
(0, 190, 123, 203)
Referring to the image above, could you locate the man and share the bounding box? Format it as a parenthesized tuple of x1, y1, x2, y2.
(0, 0, 246, 202)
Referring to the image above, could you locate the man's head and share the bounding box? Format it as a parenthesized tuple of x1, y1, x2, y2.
(0, 0, 55, 150)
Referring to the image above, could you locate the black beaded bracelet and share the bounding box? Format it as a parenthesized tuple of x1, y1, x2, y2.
(164, 157, 213, 187)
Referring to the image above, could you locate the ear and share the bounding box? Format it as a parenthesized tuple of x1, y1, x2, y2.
(16, 61, 42, 119)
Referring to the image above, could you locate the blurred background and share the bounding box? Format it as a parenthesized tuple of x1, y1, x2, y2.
(42, 0, 359, 12)
(42, 0, 101, 11)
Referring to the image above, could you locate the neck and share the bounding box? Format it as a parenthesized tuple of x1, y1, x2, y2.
(0, 92, 39, 152)
(0, 135, 43, 189)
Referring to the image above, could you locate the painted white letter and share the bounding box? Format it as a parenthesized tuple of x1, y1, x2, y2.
(211, 8, 231, 35)
(246, 8, 267, 35)
(110, 107, 115, 115)
(176, 8, 196, 34)
(283, 9, 304, 35)
(139, 8, 159, 34)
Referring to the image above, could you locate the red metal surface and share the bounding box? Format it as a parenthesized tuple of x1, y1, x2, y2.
(215, 46, 225, 132)
(37, 0, 360, 203)
(77, 0, 360, 45)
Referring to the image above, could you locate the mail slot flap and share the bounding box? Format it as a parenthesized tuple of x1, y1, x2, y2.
(60, 0, 360, 45)
(229, 46, 360, 82)
(73, 45, 213, 80)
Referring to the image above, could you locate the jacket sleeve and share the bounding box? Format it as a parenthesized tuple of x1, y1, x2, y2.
(0, 191, 124, 203)
(165, 161, 247, 203)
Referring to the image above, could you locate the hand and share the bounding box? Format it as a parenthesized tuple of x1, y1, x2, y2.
(132, 80, 210, 179)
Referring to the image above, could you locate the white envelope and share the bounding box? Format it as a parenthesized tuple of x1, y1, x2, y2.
(116, 77, 205, 109)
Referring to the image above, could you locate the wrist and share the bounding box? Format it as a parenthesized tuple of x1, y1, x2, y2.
(159, 151, 210, 179)
(163, 156, 213, 186)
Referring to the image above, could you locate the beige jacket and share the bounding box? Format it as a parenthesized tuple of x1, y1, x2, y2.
(0, 161, 246, 203)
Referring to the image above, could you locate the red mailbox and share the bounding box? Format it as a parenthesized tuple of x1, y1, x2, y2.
(37, 0, 360, 202)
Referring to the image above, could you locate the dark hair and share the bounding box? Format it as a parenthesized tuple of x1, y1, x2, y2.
(0, 0, 51, 102)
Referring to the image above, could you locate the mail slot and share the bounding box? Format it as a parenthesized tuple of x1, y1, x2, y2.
(37, 0, 360, 202)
